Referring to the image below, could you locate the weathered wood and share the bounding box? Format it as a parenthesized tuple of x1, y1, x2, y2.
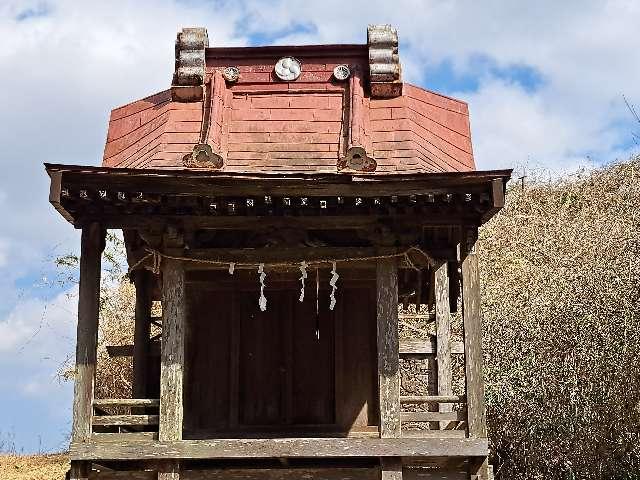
(399, 338, 464, 356)
(468, 457, 490, 480)
(434, 262, 453, 430)
(70, 460, 90, 480)
(181, 468, 380, 480)
(400, 411, 466, 422)
(400, 395, 465, 404)
(47, 163, 512, 197)
(461, 231, 487, 439)
(69, 437, 489, 461)
(93, 398, 160, 407)
(92, 415, 159, 426)
(72, 223, 105, 443)
(133, 270, 153, 400)
(377, 258, 401, 438)
(160, 258, 186, 442)
(90, 471, 156, 480)
(381, 457, 402, 480)
(481, 178, 505, 223)
(401, 429, 466, 439)
(92, 432, 158, 442)
(158, 460, 180, 480)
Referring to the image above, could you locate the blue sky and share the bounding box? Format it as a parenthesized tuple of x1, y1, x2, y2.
(1, 0, 640, 453)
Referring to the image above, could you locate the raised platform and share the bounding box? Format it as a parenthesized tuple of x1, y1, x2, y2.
(70, 437, 488, 462)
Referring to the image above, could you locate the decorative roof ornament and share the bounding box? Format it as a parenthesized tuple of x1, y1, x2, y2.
(338, 146, 377, 172)
(333, 64, 351, 81)
(274, 56, 302, 81)
(182, 143, 224, 169)
(171, 27, 209, 102)
(223, 66, 240, 82)
(367, 24, 402, 98)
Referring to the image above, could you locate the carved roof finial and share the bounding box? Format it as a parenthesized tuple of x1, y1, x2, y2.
(367, 24, 402, 98)
(172, 27, 209, 101)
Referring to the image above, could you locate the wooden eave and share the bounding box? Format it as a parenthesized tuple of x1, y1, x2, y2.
(45, 163, 511, 229)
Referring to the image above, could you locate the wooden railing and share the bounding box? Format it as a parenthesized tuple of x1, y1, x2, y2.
(400, 395, 467, 437)
(91, 399, 160, 440)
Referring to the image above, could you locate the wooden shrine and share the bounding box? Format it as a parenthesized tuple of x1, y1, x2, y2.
(47, 25, 510, 480)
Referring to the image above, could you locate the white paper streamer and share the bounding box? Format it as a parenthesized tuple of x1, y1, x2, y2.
(228, 262, 235, 275)
(299, 261, 308, 302)
(329, 261, 339, 310)
(258, 263, 267, 311)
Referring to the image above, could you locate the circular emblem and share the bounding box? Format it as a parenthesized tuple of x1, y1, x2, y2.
(274, 56, 302, 81)
(223, 66, 240, 82)
(333, 64, 351, 81)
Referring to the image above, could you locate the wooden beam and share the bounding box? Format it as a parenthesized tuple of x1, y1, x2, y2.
(377, 258, 401, 438)
(92, 415, 159, 426)
(47, 164, 512, 197)
(399, 338, 464, 356)
(434, 262, 453, 429)
(400, 411, 466, 422)
(159, 258, 186, 442)
(93, 399, 160, 407)
(69, 438, 489, 461)
(400, 395, 465, 404)
(461, 230, 487, 439)
(381, 457, 403, 480)
(181, 468, 379, 480)
(133, 270, 152, 401)
(70, 460, 90, 480)
(481, 178, 505, 223)
(72, 223, 105, 443)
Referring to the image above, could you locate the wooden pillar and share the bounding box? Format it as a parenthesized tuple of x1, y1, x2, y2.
(159, 258, 186, 442)
(158, 256, 185, 480)
(376, 258, 400, 438)
(434, 261, 453, 429)
(376, 258, 401, 479)
(70, 223, 105, 480)
(461, 229, 489, 480)
(133, 269, 152, 400)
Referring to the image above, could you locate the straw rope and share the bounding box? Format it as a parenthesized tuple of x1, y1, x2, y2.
(127, 245, 431, 276)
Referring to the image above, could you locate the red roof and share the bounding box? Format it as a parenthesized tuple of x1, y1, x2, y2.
(102, 41, 474, 175)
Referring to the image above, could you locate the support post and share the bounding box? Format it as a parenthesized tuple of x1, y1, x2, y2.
(159, 258, 186, 443)
(158, 254, 185, 480)
(434, 262, 453, 429)
(377, 258, 400, 438)
(133, 269, 152, 401)
(376, 258, 401, 479)
(70, 223, 104, 480)
(461, 228, 489, 480)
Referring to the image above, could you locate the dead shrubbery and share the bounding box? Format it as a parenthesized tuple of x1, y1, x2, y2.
(479, 158, 640, 479)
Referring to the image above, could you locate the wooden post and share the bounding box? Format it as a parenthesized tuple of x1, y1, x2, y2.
(70, 223, 104, 480)
(377, 258, 400, 438)
(434, 262, 453, 429)
(461, 229, 489, 479)
(159, 258, 186, 443)
(133, 269, 152, 401)
(377, 259, 401, 479)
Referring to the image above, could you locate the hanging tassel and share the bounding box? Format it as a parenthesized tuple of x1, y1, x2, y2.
(228, 262, 235, 275)
(329, 261, 339, 311)
(258, 263, 267, 311)
(299, 261, 308, 302)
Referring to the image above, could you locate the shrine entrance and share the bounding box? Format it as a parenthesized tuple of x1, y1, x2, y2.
(182, 268, 379, 439)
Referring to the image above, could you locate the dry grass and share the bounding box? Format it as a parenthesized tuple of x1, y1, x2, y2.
(0, 454, 69, 480)
(479, 158, 640, 479)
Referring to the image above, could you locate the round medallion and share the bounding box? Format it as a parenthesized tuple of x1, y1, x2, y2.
(223, 66, 240, 82)
(333, 64, 351, 81)
(274, 56, 302, 81)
